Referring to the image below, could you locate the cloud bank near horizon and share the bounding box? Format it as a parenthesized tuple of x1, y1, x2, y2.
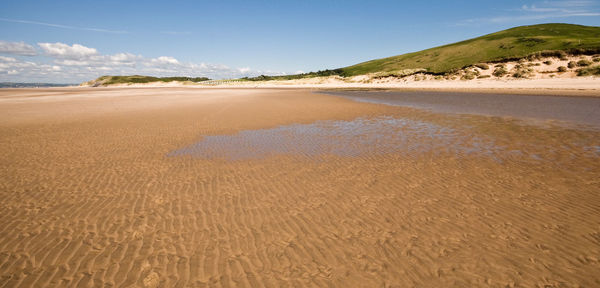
(0, 41, 283, 83)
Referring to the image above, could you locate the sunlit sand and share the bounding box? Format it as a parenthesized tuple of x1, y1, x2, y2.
(1, 87, 599, 287)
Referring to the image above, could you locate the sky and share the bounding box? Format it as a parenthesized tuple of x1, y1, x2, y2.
(1, 0, 599, 83)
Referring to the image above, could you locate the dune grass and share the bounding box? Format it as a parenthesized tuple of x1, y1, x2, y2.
(577, 65, 600, 76)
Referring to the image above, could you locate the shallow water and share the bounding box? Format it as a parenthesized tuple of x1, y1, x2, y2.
(168, 116, 499, 160)
(324, 90, 600, 128)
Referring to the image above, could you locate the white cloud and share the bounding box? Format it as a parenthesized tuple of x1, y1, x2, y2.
(54, 59, 89, 66)
(151, 56, 180, 65)
(1, 41, 282, 83)
(38, 42, 98, 59)
(110, 53, 138, 62)
(0, 41, 37, 56)
(0, 56, 17, 62)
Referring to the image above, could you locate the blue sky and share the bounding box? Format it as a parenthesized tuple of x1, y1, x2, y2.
(1, 0, 599, 83)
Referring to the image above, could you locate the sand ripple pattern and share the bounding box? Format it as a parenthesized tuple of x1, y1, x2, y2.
(1, 88, 599, 287)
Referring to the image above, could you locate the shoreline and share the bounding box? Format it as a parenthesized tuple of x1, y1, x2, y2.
(4, 78, 600, 97)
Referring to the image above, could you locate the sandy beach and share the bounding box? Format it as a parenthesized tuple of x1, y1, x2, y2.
(1, 87, 600, 287)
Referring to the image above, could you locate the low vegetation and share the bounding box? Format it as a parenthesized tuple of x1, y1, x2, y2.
(493, 65, 508, 77)
(576, 65, 600, 76)
(577, 59, 593, 66)
(241, 69, 345, 81)
(512, 66, 534, 78)
(474, 63, 489, 70)
(461, 68, 480, 80)
(371, 69, 427, 79)
(86, 75, 210, 86)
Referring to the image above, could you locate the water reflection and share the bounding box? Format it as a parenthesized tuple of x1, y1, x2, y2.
(168, 116, 499, 160)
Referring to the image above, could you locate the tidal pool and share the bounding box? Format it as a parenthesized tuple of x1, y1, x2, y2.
(323, 90, 600, 128)
(168, 116, 499, 160)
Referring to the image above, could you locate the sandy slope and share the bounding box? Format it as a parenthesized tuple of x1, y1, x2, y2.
(90, 77, 600, 91)
(1, 88, 599, 287)
(84, 56, 600, 91)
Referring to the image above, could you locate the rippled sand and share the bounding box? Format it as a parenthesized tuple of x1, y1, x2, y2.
(1, 87, 599, 287)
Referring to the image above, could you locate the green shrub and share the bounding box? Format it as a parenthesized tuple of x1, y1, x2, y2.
(576, 65, 600, 76)
(567, 61, 577, 68)
(559, 53, 568, 61)
(493, 67, 508, 77)
(557, 66, 567, 72)
(543, 60, 552, 65)
(536, 50, 569, 60)
(461, 71, 476, 80)
(517, 37, 546, 47)
(513, 68, 533, 78)
(444, 68, 461, 75)
(577, 59, 592, 67)
(242, 69, 346, 81)
(477, 75, 491, 79)
(593, 57, 600, 62)
(474, 63, 489, 70)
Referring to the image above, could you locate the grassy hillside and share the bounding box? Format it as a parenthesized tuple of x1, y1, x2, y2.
(85, 75, 210, 86)
(341, 23, 600, 76)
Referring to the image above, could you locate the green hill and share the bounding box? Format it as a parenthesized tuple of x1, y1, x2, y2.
(340, 23, 600, 76)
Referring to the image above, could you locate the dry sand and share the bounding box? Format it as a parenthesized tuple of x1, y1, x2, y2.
(1, 87, 600, 287)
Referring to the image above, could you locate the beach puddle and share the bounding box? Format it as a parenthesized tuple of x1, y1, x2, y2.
(168, 116, 500, 160)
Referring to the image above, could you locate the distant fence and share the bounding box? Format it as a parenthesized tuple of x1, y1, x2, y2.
(197, 79, 246, 85)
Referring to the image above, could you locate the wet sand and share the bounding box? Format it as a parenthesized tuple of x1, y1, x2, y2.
(323, 90, 600, 128)
(1, 87, 599, 287)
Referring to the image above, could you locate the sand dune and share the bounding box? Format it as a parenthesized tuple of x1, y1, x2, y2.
(1, 88, 599, 287)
